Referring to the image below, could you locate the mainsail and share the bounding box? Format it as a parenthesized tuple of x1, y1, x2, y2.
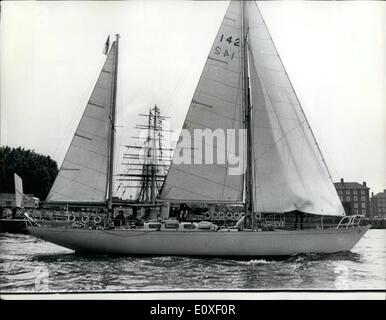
(46, 42, 117, 203)
(161, 1, 344, 216)
(160, 1, 245, 203)
(246, 2, 344, 215)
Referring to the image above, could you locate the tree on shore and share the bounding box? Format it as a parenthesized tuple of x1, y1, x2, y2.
(0, 146, 58, 200)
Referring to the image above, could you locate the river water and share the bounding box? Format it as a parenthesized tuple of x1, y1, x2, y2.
(0, 229, 384, 293)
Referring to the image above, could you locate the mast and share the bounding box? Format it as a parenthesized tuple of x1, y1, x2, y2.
(117, 106, 171, 202)
(242, 1, 254, 228)
(150, 105, 158, 204)
(107, 34, 119, 210)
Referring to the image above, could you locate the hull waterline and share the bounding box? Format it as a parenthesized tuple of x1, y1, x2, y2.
(27, 225, 370, 256)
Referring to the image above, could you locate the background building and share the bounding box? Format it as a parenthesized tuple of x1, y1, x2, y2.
(334, 178, 370, 216)
(0, 193, 40, 208)
(370, 190, 386, 218)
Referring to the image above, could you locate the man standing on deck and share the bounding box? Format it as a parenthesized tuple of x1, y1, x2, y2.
(294, 210, 304, 230)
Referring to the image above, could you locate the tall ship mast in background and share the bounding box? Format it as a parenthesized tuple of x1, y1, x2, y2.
(116, 105, 172, 204)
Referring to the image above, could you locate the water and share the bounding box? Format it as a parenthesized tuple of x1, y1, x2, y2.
(0, 230, 384, 292)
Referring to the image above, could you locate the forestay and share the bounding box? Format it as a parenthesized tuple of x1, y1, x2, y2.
(47, 42, 117, 203)
(160, 1, 245, 203)
(246, 2, 344, 216)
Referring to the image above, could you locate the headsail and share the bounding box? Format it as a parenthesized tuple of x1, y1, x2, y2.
(46, 42, 117, 203)
(160, 1, 244, 203)
(246, 2, 344, 216)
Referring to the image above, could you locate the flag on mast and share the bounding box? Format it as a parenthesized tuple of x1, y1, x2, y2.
(103, 35, 110, 55)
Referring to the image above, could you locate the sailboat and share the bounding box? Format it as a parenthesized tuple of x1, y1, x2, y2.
(26, 1, 369, 256)
(0, 174, 29, 234)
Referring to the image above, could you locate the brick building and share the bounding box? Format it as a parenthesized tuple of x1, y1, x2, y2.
(334, 178, 370, 216)
(370, 189, 386, 218)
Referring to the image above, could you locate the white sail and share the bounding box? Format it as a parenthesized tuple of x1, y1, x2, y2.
(14, 173, 24, 208)
(246, 2, 344, 216)
(46, 42, 117, 203)
(160, 1, 244, 203)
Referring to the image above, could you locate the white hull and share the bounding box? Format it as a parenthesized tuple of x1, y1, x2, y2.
(27, 225, 369, 256)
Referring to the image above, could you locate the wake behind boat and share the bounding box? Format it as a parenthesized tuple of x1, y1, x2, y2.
(26, 1, 369, 256)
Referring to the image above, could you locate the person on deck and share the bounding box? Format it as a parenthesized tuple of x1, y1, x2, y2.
(179, 203, 184, 221)
(294, 210, 304, 230)
(179, 203, 190, 221)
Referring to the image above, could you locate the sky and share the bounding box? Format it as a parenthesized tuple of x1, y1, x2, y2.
(1, 0, 385, 194)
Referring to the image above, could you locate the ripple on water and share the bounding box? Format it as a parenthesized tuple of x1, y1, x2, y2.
(0, 231, 385, 292)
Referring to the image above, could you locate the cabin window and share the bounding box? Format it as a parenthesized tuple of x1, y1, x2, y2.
(183, 224, 196, 229)
(149, 224, 161, 229)
(165, 223, 179, 229)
